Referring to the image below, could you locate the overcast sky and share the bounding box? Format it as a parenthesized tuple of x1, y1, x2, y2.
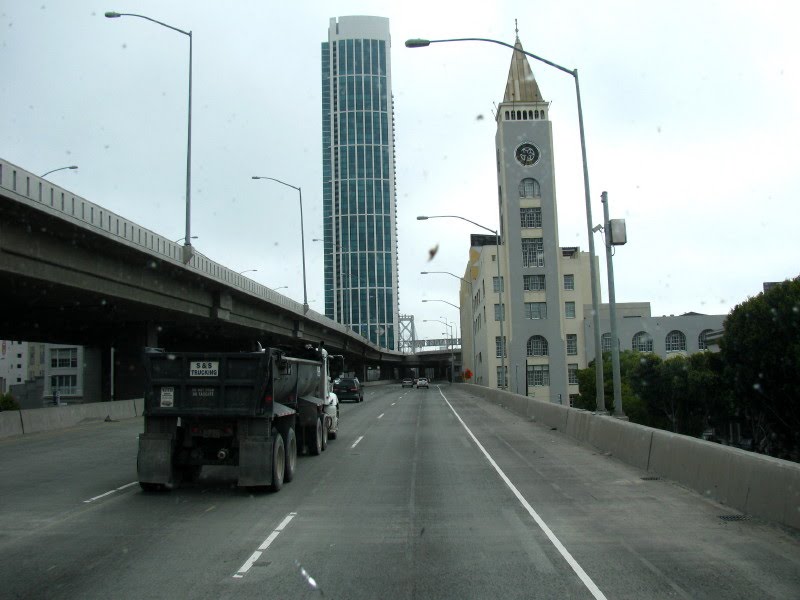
(2, 1, 799, 343)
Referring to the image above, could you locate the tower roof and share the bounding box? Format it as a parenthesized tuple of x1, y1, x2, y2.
(503, 36, 544, 103)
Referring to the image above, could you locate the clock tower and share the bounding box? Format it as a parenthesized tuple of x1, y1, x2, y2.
(494, 34, 570, 403)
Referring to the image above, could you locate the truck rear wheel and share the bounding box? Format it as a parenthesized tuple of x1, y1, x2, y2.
(321, 416, 328, 451)
(309, 418, 323, 456)
(271, 434, 285, 492)
(283, 427, 297, 483)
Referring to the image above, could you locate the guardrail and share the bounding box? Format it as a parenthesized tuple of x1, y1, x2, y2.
(464, 384, 800, 531)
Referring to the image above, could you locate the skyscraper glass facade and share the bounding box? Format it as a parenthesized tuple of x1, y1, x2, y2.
(322, 17, 398, 349)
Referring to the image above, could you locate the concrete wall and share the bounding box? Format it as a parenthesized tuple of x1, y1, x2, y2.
(463, 383, 800, 531)
(0, 399, 144, 439)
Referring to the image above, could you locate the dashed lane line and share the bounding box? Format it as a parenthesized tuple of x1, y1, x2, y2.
(83, 481, 138, 503)
(351, 435, 364, 449)
(233, 512, 297, 578)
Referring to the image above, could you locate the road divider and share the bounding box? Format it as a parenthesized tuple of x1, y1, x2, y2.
(1, 399, 144, 439)
(462, 383, 800, 531)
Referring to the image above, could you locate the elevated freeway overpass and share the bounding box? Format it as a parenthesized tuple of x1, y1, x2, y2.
(0, 158, 453, 397)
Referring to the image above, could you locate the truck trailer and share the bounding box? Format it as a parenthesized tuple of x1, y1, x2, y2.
(137, 344, 340, 492)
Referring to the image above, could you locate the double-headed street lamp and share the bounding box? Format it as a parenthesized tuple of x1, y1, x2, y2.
(408, 37, 605, 410)
(106, 11, 194, 257)
(418, 214, 506, 389)
(252, 176, 308, 312)
(41, 165, 78, 178)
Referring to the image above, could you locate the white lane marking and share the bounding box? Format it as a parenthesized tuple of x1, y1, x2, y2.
(274, 512, 296, 532)
(83, 481, 138, 503)
(234, 511, 297, 578)
(351, 435, 364, 449)
(377, 413, 385, 419)
(437, 387, 608, 600)
(391, 402, 396, 406)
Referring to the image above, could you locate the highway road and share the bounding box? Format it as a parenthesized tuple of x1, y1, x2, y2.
(1, 383, 799, 599)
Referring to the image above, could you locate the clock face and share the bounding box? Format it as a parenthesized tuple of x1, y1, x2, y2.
(515, 143, 540, 166)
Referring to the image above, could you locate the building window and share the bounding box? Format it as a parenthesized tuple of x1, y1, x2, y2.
(565, 302, 576, 319)
(566, 334, 578, 355)
(666, 330, 687, 352)
(524, 302, 547, 320)
(563, 274, 575, 290)
(523, 274, 546, 291)
(568, 364, 579, 385)
(496, 366, 508, 388)
(698, 329, 713, 350)
(522, 238, 544, 267)
(569, 394, 578, 407)
(51, 348, 78, 369)
(495, 336, 507, 358)
(526, 335, 549, 357)
(492, 276, 504, 293)
(518, 178, 541, 198)
(520, 207, 542, 228)
(632, 331, 654, 352)
(50, 374, 77, 395)
(601, 333, 612, 353)
(494, 303, 505, 321)
(526, 364, 550, 386)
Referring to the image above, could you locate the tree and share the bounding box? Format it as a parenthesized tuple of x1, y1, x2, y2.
(720, 277, 800, 459)
(575, 350, 647, 421)
(0, 392, 20, 411)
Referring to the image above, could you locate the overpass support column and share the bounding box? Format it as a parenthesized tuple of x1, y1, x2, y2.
(109, 322, 160, 401)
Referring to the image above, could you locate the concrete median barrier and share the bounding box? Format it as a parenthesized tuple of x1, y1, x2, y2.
(462, 382, 800, 530)
(0, 411, 24, 439)
(17, 400, 140, 436)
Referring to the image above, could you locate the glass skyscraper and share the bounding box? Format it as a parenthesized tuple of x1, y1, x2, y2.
(322, 16, 399, 350)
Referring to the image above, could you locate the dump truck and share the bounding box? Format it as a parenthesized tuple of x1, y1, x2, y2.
(137, 344, 340, 491)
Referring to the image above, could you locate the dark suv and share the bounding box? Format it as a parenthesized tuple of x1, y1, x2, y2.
(333, 377, 364, 402)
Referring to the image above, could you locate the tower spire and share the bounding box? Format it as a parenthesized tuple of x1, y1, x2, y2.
(502, 28, 544, 103)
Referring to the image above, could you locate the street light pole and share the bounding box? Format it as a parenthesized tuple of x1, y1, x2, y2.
(408, 38, 604, 409)
(418, 214, 505, 389)
(252, 176, 308, 312)
(105, 11, 193, 259)
(601, 191, 625, 418)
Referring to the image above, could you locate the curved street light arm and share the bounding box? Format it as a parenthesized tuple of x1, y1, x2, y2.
(417, 214, 496, 236)
(105, 12, 189, 36)
(408, 37, 574, 76)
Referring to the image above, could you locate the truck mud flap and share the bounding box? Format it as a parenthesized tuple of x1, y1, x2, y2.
(137, 433, 174, 485)
(297, 395, 324, 428)
(238, 436, 273, 487)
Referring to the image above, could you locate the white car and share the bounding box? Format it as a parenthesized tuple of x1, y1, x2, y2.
(416, 378, 429, 389)
(324, 391, 339, 439)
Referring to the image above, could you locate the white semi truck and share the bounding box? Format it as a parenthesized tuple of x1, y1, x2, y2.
(137, 344, 340, 491)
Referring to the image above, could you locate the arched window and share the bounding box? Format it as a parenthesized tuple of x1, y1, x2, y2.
(526, 335, 549, 357)
(698, 329, 713, 350)
(517, 110, 522, 120)
(535, 110, 540, 119)
(518, 178, 541, 198)
(601, 333, 612, 353)
(528, 110, 533, 119)
(632, 331, 653, 352)
(504, 110, 509, 120)
(666, 330, 687, 352)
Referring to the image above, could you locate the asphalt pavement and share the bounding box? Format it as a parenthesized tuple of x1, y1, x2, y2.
(1, 383, 798, 599)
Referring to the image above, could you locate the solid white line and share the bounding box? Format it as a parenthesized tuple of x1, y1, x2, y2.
(83, 481, 138, 503)
(437, 387, 608, 600)
(377, 413, 385, 419)
(234, 512, 297, 578)
(351, 435, 364, 449)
